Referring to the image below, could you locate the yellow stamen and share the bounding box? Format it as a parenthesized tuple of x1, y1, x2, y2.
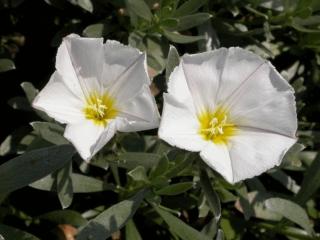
(198, 106, 237, 144)
(83, 91, 118, 126)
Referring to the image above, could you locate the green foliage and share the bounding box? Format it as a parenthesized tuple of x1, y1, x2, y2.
(56, 162, 73, 209)
(0, 145, 74, 194)
(165, 45, 180, 81)
(38, 210, 88, 227)
(77, 190, 147, 240)
(0, 59, 15, 72)
(296, 153, 320, 204)
(30, 173, 115, 193)
(125, 219, 142, 240)
(0, 0, 320, 239)
(153, 204, 211, 240)
(265, 197, 313, 235)
(0, 224, 40, 240)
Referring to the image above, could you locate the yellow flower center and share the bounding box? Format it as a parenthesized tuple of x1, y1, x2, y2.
(83, 92, 118, 126)
(198, 107, 237, 144)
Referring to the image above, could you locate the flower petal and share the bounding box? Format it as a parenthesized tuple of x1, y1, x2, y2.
(32, 71, 84, 124)
(56, 34, 84, 98)
(167, 61, 193, 105)
(158, 94, 207, 152)
(217, 47, 267, 104)
(64, 120, 116, 162)
(102, 40, 146, 88)
(181, 49, 228, 112)
(116, 85, 160, 132)
(104, 45, 150, 102)
(227, 62, 297, 138)
(200, 143, 233, 183)
(57, 34, 104, 96)
(227, 127, 296, 183)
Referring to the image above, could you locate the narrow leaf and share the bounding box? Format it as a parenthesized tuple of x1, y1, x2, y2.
(164, 153, 195, 179)
(156, 182, 193, 196)
(268, 169, 300, 193)
(30, 173, 115, 193)
(31, 121, 68, 145)
(125, 219, 142, 240)
(149, 155, 169, 180)
(265, 197, 313, 235)
(161, 18, 179, 28)
(39, 210, 88, 227)
(296, 153, 320, 204)
(71, 174, 115, 193)
(69, 0, 93, 12)
(236, 184, 254, 220)
(128, 166, 149, 182)
(0, 59, 15, 72)
(21, 82, 52, 121)
(174, 0, 208, 17)
(118, 152, 161, 170)
(0, 224, 40, 240)
(199, 166, 221, 220)
(172, 13, 212, 31)
(0, 145, 74, 194)
(291, 16, 320, 33)
(0, 127, 31, 156)
(154, 205, 210, 240)
(8, 97, 31, 111)
(126, 0, 153, 21)
(216, 229, 224, 240)
(83, 23, 104, 37)
(21, 82, 39, 103)
(163, 30, 204, 44)
(201, 217, 217, 238)
(234, 191, 282, 221)
(77, 190, 147, 240)
(56, 162, 73, 209)
(165, 45, 180, 82)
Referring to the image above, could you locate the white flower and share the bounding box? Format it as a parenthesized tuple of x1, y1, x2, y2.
(159, 47, 297, 183)
(33, 34, 160, 161)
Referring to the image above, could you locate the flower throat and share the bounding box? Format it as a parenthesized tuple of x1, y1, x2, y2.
(198, 107, 237, 144)
(83, 92, 118, 126)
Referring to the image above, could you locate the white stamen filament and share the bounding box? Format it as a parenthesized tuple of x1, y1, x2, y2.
(88, 98, 108, 118)
(202, 116, 228, 137)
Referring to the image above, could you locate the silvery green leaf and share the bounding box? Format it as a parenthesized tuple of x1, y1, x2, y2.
(125, 219, 142, 240)
(128, 166, 149, 183)
(77, 190, 147, 240)
(0, 59, 15, 72)
(165, 45, 180, 82)
(0, 145, 74, 194)
(174, 0, 208, 17)
(265, 197, 314, 235)
(83, 23, 105, 37)
(155, 182, 193, 196)
(118, 152, 161, 170)
(296, 153, 320, 204)
(68, 0, 93, 12)
(126, 0, 152, 21)
(56, 162, 73, 209)
(0, 224, 40, 240)
(39, 210, 88, 227)
(163, 30, 205, 44)
(30, 173, 115, 193)
(171, 13, 212, 32)
(31, 121, 67, 145)
(153, 205, 211, 240)
(199, 166, 221, 220)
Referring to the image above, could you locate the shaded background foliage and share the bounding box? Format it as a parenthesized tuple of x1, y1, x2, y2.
(0, 0, 320, 239)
